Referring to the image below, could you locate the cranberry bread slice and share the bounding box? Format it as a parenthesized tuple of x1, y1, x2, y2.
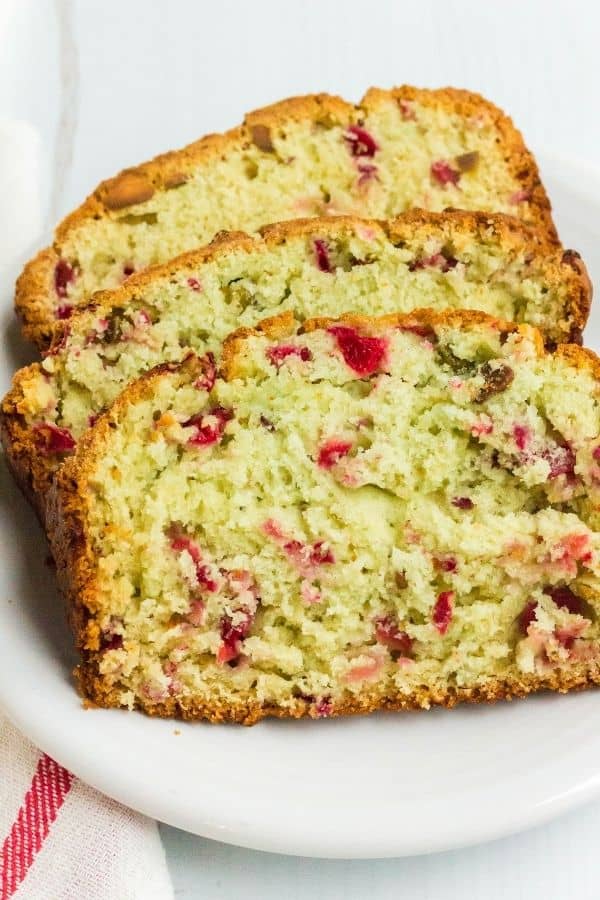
(1, 213, 590, 520)
(47, 309, 600, 724)
(17, 85, 556, 348)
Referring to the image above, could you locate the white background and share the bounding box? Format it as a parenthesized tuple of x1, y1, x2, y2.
(2, 0, 600, 896)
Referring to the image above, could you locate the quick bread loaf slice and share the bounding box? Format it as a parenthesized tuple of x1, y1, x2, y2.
(1, 213, 590, 520)
(47, 309, 600, 723)
(17, 85, 556, 348)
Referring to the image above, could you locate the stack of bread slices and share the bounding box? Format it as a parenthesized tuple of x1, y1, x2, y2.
(3, 85, 600, 724)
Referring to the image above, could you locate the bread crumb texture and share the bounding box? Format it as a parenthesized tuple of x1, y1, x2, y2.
(50, 311, 600, 722)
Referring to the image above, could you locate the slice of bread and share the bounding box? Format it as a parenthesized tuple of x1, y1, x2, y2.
(1, 213, 590, 520)
(47, 309, 600, 723)
(16, 86, 556, 348)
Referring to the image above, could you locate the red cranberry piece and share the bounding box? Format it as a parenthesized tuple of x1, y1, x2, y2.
(519, 600, 538, 635)
(431, 160, 460, 187)
(452, 496, 474, 509)
(434, 556, 457, 573)
(310, 541, 335, 566)
(593, 446, 600, 462)
(169, 533, 201, 564)
(314, 239, 333, 273)
(541, 443, 576, 479)
(187, 277, 202, 291)
(54, 259, 75, 298)
(317, 438, 353, 469)
(194, 352, 217, 392)
(328, 325, 388, 376)
(315, 696, 333, 717)
(544, 586, 583, 615)
(184, 407, 233, 446)
(357, 163, 379, 187)
(433, 591, 454, 634)
(343, 125, 379, 158)
(374, 615, 413, 654)
(408, 253, 458, 273)
(123, 264, 135, 277)
(102, 633, 123, 651)
(266, 344, 313, 367)
(196, 565, 219, 593)
(56, 304, 73, 320)
(513, 424, 530, 451)
(33, 423, 76, 455)
(217, 610, 254, 665)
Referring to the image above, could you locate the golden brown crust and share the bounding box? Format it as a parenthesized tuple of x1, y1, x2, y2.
(0, 381, 53, 522)
(16, 86, 557, 348)
(44, 307, 600, 721)
(2, 210, 592, 525)
(74, 659, 600, 725)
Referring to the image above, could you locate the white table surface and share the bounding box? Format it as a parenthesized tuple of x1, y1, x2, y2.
(2, 0, 600, 896)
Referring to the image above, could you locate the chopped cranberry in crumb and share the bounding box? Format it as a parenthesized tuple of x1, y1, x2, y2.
(318, 438, 353, 469)
(343, 125, 379, 158)
(452, 496, 474, 509)
(194, 352, 217, 392)
(541, 443, 576, 479)
(196, 565, 219, 593)
(301, 581, 322, 605)
(408, 253, 458, 273)
(357, 163, 379, 187)
(433, 591, 454, 634)
(184, 407, 233, 446)
(102, 633, 123, 651)
(345, 654, 383, 682)
(266, 344, 313, 368)
(544, 585, 584, 616)
(510, 189, 531, 205)
(434, 556, 457, 573)
(54, 259, 75, 298)
(554, 533, 592, 570)
(33, 423, 76, 455)
(431, 160, 460, 187)
(315, 696, 333, 717)
(513, 424, 531, 451)
(170, 533, 201, 563)
(123, 264, 135, 278)
(217, 610, 254, 665)
(374, 615, 413, 655)
(187, 277, 202, 291)
(262, 520, 335, 572)
(310, 541, 335, 565)
(518, 600, 538, 635)
(56, 304, 73, 320)
(471, 418, 493, 437)
(314, 239, 332, 273)
(328, 325, 388, 376)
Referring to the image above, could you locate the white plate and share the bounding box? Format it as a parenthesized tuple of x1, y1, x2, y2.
(2, 154, 600, 860)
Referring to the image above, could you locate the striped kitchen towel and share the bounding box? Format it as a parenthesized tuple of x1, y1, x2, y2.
(0, 717, 173, 899)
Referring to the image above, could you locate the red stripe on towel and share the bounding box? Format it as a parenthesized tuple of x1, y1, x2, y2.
(0, 754, 74, 898)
